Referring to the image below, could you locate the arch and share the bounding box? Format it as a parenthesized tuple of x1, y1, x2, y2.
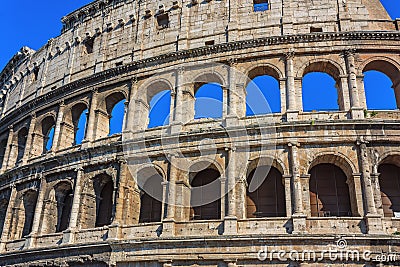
(299, 60, 345, 112)
(138, 171, 163, 223)
(246, 64, 282, 83)
(246, 73, 281, 115)
(148, 90, 171, 128)
(361, 58, 400, 85)
(246, 156, 288, 178)
(41, 116, 56, 153)
(309, 164, 352, 217)
(246, 166, 286, 218)
(362, 59, 400, 110)
(93, 174, 114, 227)
(298, 59, 344, 80)
(194, 83, 223, 119)
(307, 152, 357, 180)
(71, 103, 88, 145)
(96, 91, 127, 139)
(10, 189, 39, 239)
(142, 79, 174, 105)
(189, 162, 222, 220)
(192, 72, 225, 91)
(16, 127, 28, 164)
(41, 181, 73, 234)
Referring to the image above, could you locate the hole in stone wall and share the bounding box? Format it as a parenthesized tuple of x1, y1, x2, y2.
(253, 0, 269, 12)
(310, 27, 323, 33)
(205, 40, 215, 46)
(156, 13, 170, 29)
(74, 107, 88, 145)
(0, 198, 8, 237)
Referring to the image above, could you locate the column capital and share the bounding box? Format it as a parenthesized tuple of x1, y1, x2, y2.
(284, 49, 295, 60)
(288, 142, 300, 148)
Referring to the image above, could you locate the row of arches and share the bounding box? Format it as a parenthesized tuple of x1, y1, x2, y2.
(1, 156, 400, 240)
(0, 59, 399, 170)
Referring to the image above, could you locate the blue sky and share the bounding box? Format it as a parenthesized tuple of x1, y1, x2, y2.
(0, 1, 398, 134)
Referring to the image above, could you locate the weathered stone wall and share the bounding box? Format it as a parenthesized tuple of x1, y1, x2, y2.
(0, 0, 399, 266)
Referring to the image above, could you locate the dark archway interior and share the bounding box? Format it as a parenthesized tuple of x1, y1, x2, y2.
(309, 164, 352, 217)
(378, 164, 400, 218)
(22, 190, 39, 237)
(246, 166, 286, 218)
(95, 179, 113, 227)
(139, 174, 163, 223)
(190, 169, 221, 220)
(16, 128, 28, 163)
(55, 183, 73, 232)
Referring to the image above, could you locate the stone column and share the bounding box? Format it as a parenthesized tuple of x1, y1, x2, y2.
(163, 156, 178, 237)
(63, 167, 84, 244)
(23, 114, 37, 164)
(220, 177, 226, 219)
(85, 89, 98, 142)
(226, 149, 236, 218)
(51, 102, 65, 151)
(371, 172, 384, 216)
(344, 50, 364, 119)
(285, 51, 298, 121)
(350, 173, 365, 217)
(279, 79, 287, 113)
(0, 185, 17, 252)
(283, 174, 293, 217)
(289, 142, 307, 234)
(356, 139, 383, 234)
(1, 126, 14, 173)
(124, 77, 138, 132)
(222, 85, 229, 119)
(288, 143, 303, 215)
(172, 67, 184, 124)
(25, 174, 46, 249)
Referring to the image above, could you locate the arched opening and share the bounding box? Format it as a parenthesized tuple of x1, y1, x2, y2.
(301, 62, 343, 112)
(22, 190, 39, 237)
(190, 168, 221, 220)
(246, 166, 286, 218)
(0, 139, 7, 169)
(302, 72, 340, 112)
(194, 83, 223, 119)
(94, 175, 114, 227)
(378, 163, 400, 218)
(309, 164, 352, 217)
(148, 90, 171, 128)
(55, 182, 73, 232)
(41, 116, 56, 153)
(139, 173, 163, 223)
(363, 60, 400, 110)
(16, 127, 28, 164)
(71, 103, 88, 145)
(106, 92, 126, 136)
(246, 66, 281, 115)
(0, 198, 8, 237)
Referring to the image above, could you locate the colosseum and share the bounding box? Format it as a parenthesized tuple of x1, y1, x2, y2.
(0, 0, 399, 266)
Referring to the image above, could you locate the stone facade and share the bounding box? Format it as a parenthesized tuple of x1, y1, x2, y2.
(0, 0, 399, 266)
